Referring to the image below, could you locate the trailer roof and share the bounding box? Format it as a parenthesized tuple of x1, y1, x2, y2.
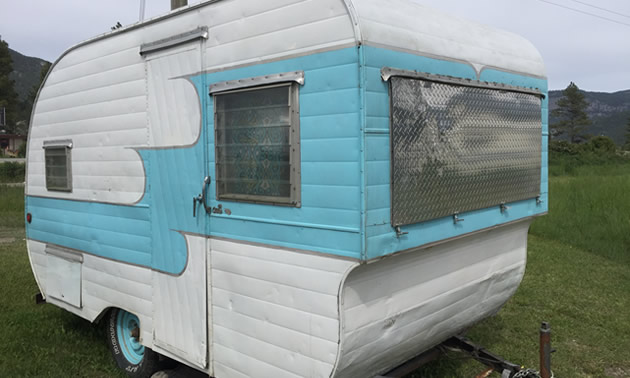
(349, 0, 546, 78)
(58, 0, 545, 80)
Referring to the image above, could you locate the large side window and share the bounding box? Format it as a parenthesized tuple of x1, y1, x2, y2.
(384, 69, 543, 227)
(213, 82, 301, 206)
(43, 140, 73, 192)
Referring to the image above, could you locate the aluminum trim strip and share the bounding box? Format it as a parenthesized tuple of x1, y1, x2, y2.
(42, 139, 73, 149)
(139, 27, 209, 55)
(45, 244, 84, 263)
(381, 67, 545, 98)
(209, 71, 305, 94)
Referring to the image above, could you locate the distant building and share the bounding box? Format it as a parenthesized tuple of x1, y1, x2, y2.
(0, 133, 26, 157)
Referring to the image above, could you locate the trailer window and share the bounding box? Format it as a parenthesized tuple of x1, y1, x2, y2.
(214, 83, 300, 206)
(388, 75, 542, 226)
(43, 140, 73, 192)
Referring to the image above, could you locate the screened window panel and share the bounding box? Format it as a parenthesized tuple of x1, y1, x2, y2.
(389, 76, 542, 226)
(214, 84, 300, 205)
(45, 146, 72, 192)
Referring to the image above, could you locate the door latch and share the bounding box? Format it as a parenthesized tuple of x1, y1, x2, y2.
(193, 176, 211, 217)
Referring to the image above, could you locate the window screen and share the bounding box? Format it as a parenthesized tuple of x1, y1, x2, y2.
(44, 141, 72, 192)
(389, 76, 542, 226)
(214, 83, 300, 206)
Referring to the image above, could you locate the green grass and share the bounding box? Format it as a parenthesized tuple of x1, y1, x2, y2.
(532, 164, 630, 264)
(0, 185, 124, 377)
(0, 162, 26, 184)
(415, 162, 630, 377)
(414, 235, 630, 377)
(1, 162, 630, 377)
(0, 185, 26, 231)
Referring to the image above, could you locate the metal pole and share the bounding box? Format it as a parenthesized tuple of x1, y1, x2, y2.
(171, 0, 188, 10)
(139, 0, 146, 22)
(539, 322, 552, 378)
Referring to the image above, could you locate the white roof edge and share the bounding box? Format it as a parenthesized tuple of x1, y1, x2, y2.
(345, 0, 546, 79)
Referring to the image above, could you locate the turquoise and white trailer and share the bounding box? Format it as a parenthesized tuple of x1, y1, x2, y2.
(25, 0, 548, 376)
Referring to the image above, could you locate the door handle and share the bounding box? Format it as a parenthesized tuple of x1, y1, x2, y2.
(193, 176, 211, 217)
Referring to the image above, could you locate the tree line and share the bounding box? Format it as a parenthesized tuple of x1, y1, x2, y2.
(0, 38, 51, 136)
(552, 81, 630, 151)
(2, 35, 629, 152)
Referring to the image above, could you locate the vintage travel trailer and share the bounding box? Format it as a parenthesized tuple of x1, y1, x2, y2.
(24, 0, 548, 377)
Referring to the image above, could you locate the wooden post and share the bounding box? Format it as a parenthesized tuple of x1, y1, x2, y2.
(171, 0, 188, 10)
(539, 322, 552, 378)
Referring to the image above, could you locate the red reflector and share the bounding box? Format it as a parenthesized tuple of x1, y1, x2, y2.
(26, 213, 32, 223)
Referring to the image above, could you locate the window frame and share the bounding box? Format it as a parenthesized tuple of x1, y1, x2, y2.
(212, 82, 301, 207)
(43, 139, 73, 192)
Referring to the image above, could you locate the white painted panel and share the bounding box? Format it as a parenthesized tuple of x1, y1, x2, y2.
(334, 220, 531, 377)
(41, 64, 146, 100)
(27, 240, 47, 296)
(27, 240, 155, 350)
(152, 234, 208, 369)
(210, 238, 357, 378)
(146, 45, 201, 147)
(350, 0, 546, 77)
(45, 253, 82, 307)
(35, 79, 146, 115)
(81, 253, 154, 346)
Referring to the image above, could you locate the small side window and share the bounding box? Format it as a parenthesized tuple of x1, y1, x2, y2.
(213, 83, 301, 206)
(43, 140, 72, 192)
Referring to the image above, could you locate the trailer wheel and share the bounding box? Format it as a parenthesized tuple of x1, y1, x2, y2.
(107, 308, 161, 378)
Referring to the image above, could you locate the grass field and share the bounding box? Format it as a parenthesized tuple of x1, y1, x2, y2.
(1, 163, 629, 377)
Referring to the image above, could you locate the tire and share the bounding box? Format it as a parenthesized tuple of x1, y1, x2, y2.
(107, 308, 163, 378)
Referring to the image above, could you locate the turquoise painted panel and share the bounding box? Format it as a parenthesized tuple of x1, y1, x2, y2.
(365, 91, 389, 118)
(365, 116, 389, 131)
(300, 88, 360, 117)
(365, 134, 389, 161)
(26, 196, 153, 267)
(201, 47, 363, 256)
(209, 216, 360, 259)
(366, 160, 389, 186)
(301, 138, 359, 162)
(301, 113, 361, 140)
(365, 66, 388, 92)
(366, 198, 546, 260)
(301, 185, 360, 210)
(362, 46, 549, 259)
(299, 63, 359, 95)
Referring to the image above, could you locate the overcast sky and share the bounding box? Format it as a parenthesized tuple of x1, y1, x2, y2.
(1, 0, 629, 92)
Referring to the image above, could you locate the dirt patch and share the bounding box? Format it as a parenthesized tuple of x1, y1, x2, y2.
(605, 367, 630, 378)
(0, 237, 16, 244)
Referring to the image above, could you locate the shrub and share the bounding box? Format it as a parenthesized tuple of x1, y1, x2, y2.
(582, 135, 617, 154)
(0, 162, 25, 183)
(17, 142, 27, 158)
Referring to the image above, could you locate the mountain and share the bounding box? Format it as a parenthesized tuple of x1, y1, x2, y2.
(8, 47, 50, 102)
(549, 89, 630, 146)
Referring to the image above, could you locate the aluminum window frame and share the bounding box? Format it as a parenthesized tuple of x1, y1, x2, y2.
(43, 139, 73, 192)
(212, 82, 301, 207)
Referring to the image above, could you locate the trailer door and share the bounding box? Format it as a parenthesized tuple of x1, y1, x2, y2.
(143, 38, 210, 370)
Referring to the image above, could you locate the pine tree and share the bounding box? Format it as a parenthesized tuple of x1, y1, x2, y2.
(551, 82, 591, 143)
(0, 38, 19, 133)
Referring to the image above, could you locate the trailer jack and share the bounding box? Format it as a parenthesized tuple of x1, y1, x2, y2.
(376, 322, 553, 378)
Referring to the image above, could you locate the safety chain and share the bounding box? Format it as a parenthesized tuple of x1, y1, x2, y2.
(513, 368, 542, 378)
